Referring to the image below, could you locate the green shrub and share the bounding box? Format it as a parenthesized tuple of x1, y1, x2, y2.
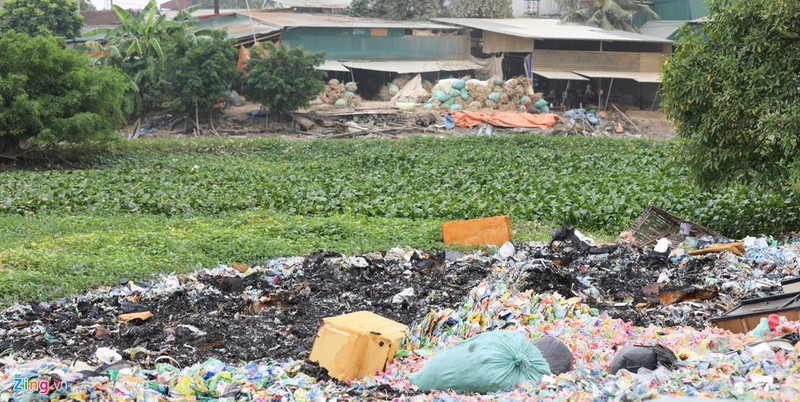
(242, 43, 325, 116)
(163, 30, 239, 119)
(662, 0, 800, 187)
(0, 32, 127, 153)
(0, 0, 83, 38)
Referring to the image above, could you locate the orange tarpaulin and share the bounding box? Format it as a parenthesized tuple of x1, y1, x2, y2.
(449, 111, 560, 128)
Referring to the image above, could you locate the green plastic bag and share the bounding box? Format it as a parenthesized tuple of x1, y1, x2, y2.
(408, 331, 551, 394)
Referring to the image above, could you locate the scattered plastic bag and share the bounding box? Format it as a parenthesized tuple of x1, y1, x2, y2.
(443, 114, 455, 130)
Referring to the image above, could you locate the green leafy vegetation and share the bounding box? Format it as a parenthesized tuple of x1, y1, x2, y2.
(162, 30, 239, 120)
(0, 31, 127, 154)
(0, 0, 83, 38)
(348, 0, 446, 20)
(242, 43, 326, 117)
(1, 136, 797, 237)
(86, 2, 196, 117)
(556, 0, 658, 32)
(662, 0, 800, 187)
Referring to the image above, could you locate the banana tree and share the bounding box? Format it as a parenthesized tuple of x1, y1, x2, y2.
(85, 1, 199, 117)
(556, 0, 658, 32)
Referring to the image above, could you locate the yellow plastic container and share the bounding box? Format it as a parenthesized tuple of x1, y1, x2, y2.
(308, 311, 408, 380)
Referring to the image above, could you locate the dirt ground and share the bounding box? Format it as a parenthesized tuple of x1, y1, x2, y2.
(134, 100, 675, 141)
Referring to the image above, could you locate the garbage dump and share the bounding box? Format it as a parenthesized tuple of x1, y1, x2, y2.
(1, 234, 800, 400)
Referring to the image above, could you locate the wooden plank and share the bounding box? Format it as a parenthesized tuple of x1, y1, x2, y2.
(483, 31, 532, 53)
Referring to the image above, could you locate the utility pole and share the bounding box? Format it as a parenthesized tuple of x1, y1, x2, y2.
(214, 0, 220, 14)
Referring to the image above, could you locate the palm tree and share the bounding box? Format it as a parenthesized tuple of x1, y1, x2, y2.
(555, 0, 659, 32)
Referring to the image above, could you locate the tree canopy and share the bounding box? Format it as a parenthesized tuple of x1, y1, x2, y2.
(449, 0, 512, 18)
(348, 0, 446, 20)
(163, 30, 239, 118)
(0, 0, 83, 38)
(661, 0, 800, 187)
(0, 32, 127, 153)
(242, 43, 326, 116)
(87, 1, 195, 117)
(556, 0, 658, 32)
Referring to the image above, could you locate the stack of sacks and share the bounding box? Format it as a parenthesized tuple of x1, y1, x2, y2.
(424, 76, 543, 112)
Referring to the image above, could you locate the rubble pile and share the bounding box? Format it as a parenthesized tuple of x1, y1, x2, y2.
(424, 76, 546, 113)
(1, 235, 800, 400)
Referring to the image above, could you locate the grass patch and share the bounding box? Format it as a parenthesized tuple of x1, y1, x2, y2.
(0, 211, 595, 306)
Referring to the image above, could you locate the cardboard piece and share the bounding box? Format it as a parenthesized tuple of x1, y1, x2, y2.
(687, 242, 745, 256)
(442, 215, 512, 246)
(781, 277, 800, 294)
(118, 311, 153, 324)
(309, 311, 408, 381)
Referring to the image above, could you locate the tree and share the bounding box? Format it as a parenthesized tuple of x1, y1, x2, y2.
(555, 0, 658, 32)
(0, 32, 127, 156)
(449, 0, 512, 18)
(661, 0, 800, 188)
(79, 0, 96, 11)
(348, 0, 446, 20)
(87, 1, 192, 117)
(0, 0, 83, 38)
(242, 43, 325, 118)
(163, 30, 239, 127)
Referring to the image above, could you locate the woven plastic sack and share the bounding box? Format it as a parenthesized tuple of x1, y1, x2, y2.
(451, 79, 466, 90)
(432, 90, 450, 102)
(488, 92, 501, 101)
(409, 331, 551, 393)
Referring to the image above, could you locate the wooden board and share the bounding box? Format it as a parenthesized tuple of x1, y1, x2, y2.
(442, 216, 511, 247)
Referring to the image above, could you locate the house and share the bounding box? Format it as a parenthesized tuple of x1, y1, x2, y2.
(80, 10, 124, 36)
(196, 10, 484, 99)
(433, 17, 672, 109)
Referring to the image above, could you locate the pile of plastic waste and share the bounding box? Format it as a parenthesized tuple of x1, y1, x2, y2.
(2, 235, 799, 400)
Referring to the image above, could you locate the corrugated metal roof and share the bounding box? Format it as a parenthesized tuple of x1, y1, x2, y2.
(217, 22, 281, 40)
(341, 60, 481, 74)
(318, 60, 349, 72)
(246, 11, 459, 29)
(533, 70, 588, 81)
(272, 0, 351, 9)
(432, 18, 672, 43)
(572, 70, 662, 83)
(640, 20, 687, 40)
